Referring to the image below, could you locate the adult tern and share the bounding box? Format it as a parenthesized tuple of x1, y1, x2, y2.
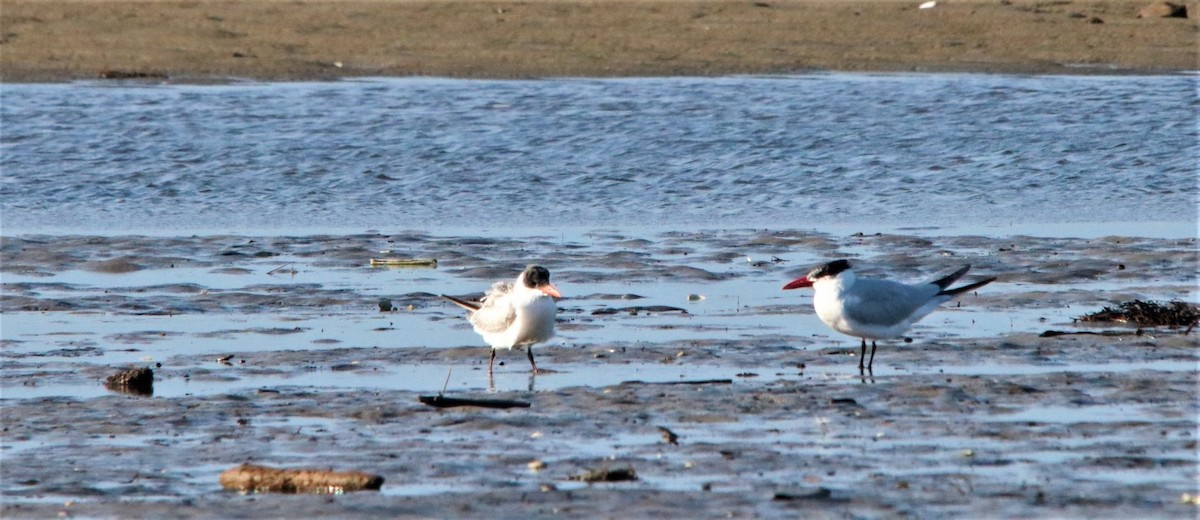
(783, 260, 995, 370)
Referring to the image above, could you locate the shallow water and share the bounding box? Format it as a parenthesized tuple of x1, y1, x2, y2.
(2, 74, 1197, 234)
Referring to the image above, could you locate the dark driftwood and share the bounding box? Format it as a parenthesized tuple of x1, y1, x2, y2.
(218, 464, 383, 494)
(418, 395, 531, 409)
(1040, 330, 1143, 338)
(774, 488, 834, 501)
(619, 379, 733, 386)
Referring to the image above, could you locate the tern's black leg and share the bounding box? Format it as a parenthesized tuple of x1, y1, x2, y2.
(867, 341, 877, 370)
(527, 346, 538, 373)
(859, 339, 867, 369)
(488, 348, 497, 375)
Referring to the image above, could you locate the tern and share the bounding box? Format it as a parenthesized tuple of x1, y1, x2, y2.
(442, 265, 562, 374)
(783, 260, 995, 370)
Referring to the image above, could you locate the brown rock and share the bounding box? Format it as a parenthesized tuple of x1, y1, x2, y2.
(104, 367, 153, 396)
(1138, 1, 1188, 18)
(219, 464, 384, 494)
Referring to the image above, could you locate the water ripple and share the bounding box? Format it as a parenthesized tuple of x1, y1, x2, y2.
(1, 74, 1196, 233)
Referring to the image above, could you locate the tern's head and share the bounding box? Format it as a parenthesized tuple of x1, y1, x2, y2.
(520, 265, 563, 298)
(782, 259, 853, 290)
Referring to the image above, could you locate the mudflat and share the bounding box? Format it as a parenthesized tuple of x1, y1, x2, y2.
(2, 0, 1197, 82)
(2, 229, 1197, 518)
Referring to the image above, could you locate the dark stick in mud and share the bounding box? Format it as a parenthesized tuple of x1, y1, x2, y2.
(618, 379, 733, 386)
(417, 395, 532, 409)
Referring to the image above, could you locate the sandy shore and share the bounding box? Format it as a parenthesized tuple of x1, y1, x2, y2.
(2, 229, 1197, 518)
(2, 0, 1196, 82)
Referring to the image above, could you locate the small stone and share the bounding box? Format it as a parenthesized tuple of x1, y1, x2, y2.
(568, 466, 638, 482)
(1138, 1, 1187, 18)
(658, 426, 680, 445)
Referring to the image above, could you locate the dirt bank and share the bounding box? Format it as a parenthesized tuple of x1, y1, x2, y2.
(2, 0, 1196, 82)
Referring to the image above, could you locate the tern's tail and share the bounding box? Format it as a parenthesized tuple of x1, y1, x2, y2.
(930, 265, 971, 290)
(441, 294, 481, 312)
(937, 277, 996, 298)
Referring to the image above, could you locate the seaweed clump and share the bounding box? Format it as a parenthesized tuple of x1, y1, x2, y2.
(1078, 300, 1199, 332)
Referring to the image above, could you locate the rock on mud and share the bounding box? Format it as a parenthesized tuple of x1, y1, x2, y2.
(569, 466, 638, 482)
(218, 464, 384, 494)
(104, 367, 154, 396)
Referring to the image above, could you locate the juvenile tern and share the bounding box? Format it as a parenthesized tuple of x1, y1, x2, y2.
(443, 265, 561, 374)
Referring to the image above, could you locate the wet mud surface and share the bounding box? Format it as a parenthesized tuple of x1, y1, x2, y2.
(1, 228, 1197, 518)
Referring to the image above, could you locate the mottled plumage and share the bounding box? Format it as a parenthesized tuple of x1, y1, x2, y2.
(443, 265, 561, 374)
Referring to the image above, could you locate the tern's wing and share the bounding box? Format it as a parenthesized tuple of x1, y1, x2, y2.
(842, 278, 942, 327)
(467, 284, 518, 334)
